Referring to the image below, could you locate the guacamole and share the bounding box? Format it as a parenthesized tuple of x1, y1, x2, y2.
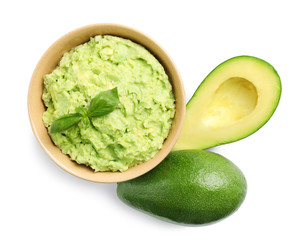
(42, 35, 175, 172)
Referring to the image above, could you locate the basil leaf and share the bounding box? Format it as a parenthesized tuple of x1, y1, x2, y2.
(50, 113, 82, 133)
(87, 87, 119, 117)
(49, 88, 119, 133)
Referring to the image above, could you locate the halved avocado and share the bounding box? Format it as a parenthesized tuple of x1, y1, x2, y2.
(173, 56, 281, 151)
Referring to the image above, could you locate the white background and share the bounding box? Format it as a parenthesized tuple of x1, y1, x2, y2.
(1, 0, 303, 239)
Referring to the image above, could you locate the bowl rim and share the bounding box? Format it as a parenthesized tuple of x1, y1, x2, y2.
(28, 23, 186, 183)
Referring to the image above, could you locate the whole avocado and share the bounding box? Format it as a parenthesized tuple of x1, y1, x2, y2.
(117, 150, 247, 225)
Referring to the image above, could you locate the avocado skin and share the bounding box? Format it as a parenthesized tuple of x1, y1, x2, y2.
(117, 150, 247, 225)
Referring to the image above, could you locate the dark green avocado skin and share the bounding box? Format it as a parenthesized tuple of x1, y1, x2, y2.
(117, 150, 247, 225)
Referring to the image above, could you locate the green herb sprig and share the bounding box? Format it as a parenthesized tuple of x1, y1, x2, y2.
(50, 87, 119, 133)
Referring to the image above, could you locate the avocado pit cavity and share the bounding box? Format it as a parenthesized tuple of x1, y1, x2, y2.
(203, 77, 258, 128)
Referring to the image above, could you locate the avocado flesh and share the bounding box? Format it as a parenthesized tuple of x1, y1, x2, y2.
(173, 56, 281, 150)
(117, 150, 247, 225)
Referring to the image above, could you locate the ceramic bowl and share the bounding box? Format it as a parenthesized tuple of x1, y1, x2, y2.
(28, 23, 185, 182)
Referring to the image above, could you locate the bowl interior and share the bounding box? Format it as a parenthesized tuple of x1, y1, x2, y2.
(28, 23, 185, 182)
